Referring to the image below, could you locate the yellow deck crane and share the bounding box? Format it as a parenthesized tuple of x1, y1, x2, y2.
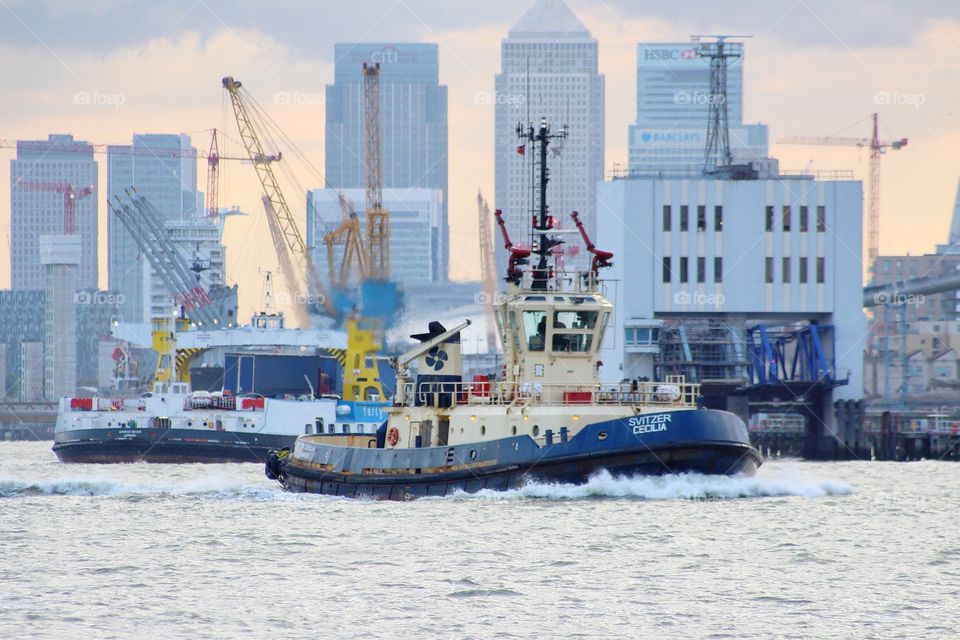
(322, 191, 367, 289)
(222, 76, 334, 321)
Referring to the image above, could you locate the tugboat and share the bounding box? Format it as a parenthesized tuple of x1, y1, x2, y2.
(266, 118, 761, 498)
(53, 319, 389, 463)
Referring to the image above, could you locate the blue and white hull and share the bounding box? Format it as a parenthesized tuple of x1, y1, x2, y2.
(271, 409, 761, 499)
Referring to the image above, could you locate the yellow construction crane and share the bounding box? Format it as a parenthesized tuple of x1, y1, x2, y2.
(322, 191, 367, 289)
(779, 113, 908, 277)
(363, 62, 390, 281)
(477, 190, 499, 352)
(222, 76, 335, 318)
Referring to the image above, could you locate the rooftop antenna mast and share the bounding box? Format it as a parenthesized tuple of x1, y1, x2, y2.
(693, 35, 751, 172)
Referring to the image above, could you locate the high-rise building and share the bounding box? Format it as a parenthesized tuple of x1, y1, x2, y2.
(40, 235, 81, 400)
(107, 134, 201, 323)
(307, 187, 444, 287)
(325, 43, 448, 281)
(628, 42, 768, 174)
(10, 134, 98, 291)
(495, 0, 604, 273)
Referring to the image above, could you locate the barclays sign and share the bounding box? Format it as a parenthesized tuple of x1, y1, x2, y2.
(637, 131, 702, 144)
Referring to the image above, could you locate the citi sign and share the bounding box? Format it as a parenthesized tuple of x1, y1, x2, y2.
(371, 45, 400, 64)
(643, 48, 698, 61)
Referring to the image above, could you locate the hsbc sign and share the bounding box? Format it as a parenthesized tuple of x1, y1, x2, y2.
(641, 47, 700, 62)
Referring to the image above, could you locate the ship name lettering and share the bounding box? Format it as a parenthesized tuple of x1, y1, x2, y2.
(628, 413, 671, 434)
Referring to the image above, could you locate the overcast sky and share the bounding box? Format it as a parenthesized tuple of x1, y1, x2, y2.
(1, 0, 958, 318)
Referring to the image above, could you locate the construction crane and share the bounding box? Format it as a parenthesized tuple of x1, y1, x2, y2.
(477, 190, 499, 352)
(262, 196, 309, 326)
(1, 136, 247, 163)
(14, 178, 94, 234)
(222, 76, 334, 319)
(779, 113, 908, 274)
(363, 62, 390, 281)
(317, 191, 366, 290)
(205, 128, 220, 219)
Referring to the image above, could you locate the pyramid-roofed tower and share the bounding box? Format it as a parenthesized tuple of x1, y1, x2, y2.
(508, 0, 591, 39)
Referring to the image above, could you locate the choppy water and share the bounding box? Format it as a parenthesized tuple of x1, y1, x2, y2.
(1, 442, 958, 639)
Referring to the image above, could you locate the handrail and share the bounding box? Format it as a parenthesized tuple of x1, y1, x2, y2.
(403, 379, 701, 409)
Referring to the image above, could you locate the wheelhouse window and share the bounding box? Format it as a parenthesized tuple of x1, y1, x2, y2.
(553, 310, 597, 329)
(523, 310, 547, 352)
(552, 334, 594, 353)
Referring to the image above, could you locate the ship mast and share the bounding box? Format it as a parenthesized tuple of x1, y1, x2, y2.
(517, 118, 566, 290)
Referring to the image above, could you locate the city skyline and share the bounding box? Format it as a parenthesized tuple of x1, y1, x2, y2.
(0, 0, 957, 321)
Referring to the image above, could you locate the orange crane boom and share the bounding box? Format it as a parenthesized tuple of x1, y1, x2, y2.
(779, 112, 907, 275)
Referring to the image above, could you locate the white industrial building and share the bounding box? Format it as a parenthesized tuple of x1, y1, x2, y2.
(597, 174, 865, 437)
(306, 187, 443, 287)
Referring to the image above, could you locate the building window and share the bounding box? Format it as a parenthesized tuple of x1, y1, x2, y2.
(680, 205, 689, 232)
(662, 205, 671, 231)
(765, 257, 774, 283)
(799, 257, 808, 283)
(817, 206, 826, 232)
(697, 205, 706, 231)
(799, 206, 809, 232)
(714, 257, 722, 283)
(662, 256, 671, 283)
(765, 206, 774, 232)
(782, 205, 791, 232)
(782, 257, 791, 283)
(714, 206, 723, 231)
(679, 257, 688, 283)
(697, 257, 705, 283)
(816, 257, 825, 283)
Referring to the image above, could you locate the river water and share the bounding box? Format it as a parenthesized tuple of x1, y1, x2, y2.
(1, 441, 957, 639)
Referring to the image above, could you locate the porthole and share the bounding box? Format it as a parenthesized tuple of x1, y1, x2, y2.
(532, 425, 540, 437)
(598, 431, 608, 440)
(511, 425, 517, 435)
(481, 425, 486, 436)
(470, 450, 477, 460)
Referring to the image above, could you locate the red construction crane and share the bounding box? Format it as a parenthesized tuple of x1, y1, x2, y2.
(14, 178, 94, 234)
(205, 128, 219, 218)
(779, 113, 908, 274)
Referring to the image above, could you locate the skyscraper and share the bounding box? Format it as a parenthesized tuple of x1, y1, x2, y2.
(495, 0, 604, 273)
(10, 134, 98, 290)
(628, 42, 768, 174)
(107, 134, 201, 323)
(325, 43, 449, 281)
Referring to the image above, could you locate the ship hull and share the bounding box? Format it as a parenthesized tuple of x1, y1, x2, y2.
(53, 428, 295, 464)
(272, 409, 762, 500)
(279, 443, 760, 500)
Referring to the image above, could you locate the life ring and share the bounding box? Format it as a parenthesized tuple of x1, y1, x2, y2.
(386, 426, 400, 447)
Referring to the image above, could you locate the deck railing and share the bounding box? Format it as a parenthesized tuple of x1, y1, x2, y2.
(403, 379, 701, 409)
